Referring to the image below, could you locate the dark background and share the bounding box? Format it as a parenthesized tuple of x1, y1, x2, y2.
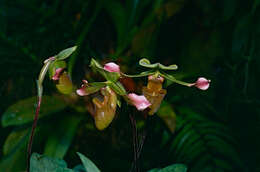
(0, 0, 259, 171)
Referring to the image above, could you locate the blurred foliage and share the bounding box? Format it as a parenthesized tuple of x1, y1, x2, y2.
(0, 0, 260, 171)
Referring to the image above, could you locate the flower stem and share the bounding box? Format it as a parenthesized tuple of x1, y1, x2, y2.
(26, 96, 42, 172)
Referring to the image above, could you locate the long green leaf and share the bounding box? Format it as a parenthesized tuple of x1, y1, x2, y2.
(2, 96, 66, 127)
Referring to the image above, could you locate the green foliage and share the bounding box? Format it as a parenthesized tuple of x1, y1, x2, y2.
(148, 164, 187, 172)
(30, 152, 100, 172)
(30, 153, 73, 172)
(44, 116, 82, 159)
(2, 96, 66, 127)
(166, 107, 242, 172)
(77, 152, 100, 172)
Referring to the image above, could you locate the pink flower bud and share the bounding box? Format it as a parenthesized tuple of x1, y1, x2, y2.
(194, 77, 211, 90)
(128, 93, 151, 111)
(52, 68, 64, 81)
(104, 62, 120, 73)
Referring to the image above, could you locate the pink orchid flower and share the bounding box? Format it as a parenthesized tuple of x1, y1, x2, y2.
(104, 62, 120, 73)
(76, 80, 89, 96)
(128, 93, 151, 111)
(52, 68, 64, 81)
(189, 77, 211, 90)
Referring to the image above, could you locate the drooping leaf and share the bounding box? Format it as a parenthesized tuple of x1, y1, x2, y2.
(2, 96, 66, 127)
(77, 152, 100, 172)
(3, 128, 30, 155)
(43, 116, 82, 159)
(0, 144, 27, 172)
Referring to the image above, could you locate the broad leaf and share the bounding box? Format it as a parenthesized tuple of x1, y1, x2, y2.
(30, 153, 73, 172)
(2, 96, 66, 127)
(3, 128, 30, 155)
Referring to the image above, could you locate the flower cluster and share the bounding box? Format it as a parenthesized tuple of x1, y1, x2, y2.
(42, 47, 210, 131)
(69, 60, 210, 130)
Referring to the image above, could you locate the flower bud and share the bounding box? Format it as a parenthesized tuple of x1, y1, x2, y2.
(104, 62, 120, 73)
(189, 77, 211, 90)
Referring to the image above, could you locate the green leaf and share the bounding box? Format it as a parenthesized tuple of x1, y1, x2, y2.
(108, 81, 127, 95)
(43, 116, 82, 159)
(56, 46, 77, 60)
(232, 15, 252, 56)
(30, 153, 73, 172)
(3, 128, 30, 155)
(148, 164, 187, 172)
(253, 0, 260, 13)
(0, 144, 27, 172)
(104, 0, 127, 55)
(77, 152, 100, 172)
(2, 96, 66, 127)
(160, 164, 187, 172)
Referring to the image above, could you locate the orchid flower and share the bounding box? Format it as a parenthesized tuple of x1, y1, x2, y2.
(142, 75, 167, 115)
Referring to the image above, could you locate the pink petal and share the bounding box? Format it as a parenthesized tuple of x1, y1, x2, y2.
(76, 87, 87, 96)
(52, 68, 64, 80)
(104, 62, 120, 73)
(128, 93, 151, 111)
(82, 80, 88, 84)
(195, 77, 211, 90)
(76, 80, 89, 96)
